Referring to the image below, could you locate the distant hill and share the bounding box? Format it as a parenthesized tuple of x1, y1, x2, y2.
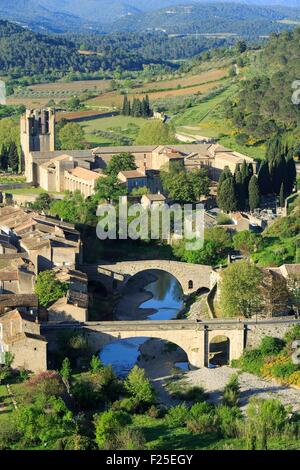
(111, 3, 300, 37)
(0, 1, 300, 33)
(225, 26, 300, 145)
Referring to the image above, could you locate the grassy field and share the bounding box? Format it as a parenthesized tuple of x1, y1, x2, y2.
(174, 83, 266, 159)
(81, 114, 146, 146)
(132, 414, 300, 450)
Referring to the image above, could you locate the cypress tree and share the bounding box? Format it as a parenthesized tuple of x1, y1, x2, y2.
(241, 160, 251, 198)
(279, 182, 285, 208)
(217, 166, 232, 198)
(285, 155, 296, 196)
(122, 95, 128, 116)
(217, 176, 239, 213)
(8, 143, 20, 173)
(258, 160, 272, 195)
(235, 169, 246, 210)
(0, 145, 8, 171)
(248, 175, 260, 212)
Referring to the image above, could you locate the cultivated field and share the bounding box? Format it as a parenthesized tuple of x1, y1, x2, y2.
(7, 79, 112, 108)
(86, 68, 229, 109)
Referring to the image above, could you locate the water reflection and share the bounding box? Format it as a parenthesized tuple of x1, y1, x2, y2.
(141, 271, 183, 320)
(100, 271, 184, 375)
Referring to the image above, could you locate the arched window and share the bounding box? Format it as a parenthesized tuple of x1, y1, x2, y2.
(188, 280, 193, 290)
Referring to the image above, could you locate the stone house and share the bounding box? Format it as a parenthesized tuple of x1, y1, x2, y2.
(0, 309, 47, 372)
(141, 193, 166, 210)
(117, 170, 148, 193)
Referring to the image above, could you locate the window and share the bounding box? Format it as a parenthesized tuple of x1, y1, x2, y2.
(188, 280, 193, 290)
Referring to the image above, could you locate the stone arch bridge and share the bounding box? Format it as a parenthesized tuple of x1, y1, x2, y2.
(80, 260, 216, 295)
(43, 320, 246, 369)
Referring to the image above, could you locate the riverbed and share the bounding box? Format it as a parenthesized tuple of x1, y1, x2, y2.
(100, 270, 185, 377)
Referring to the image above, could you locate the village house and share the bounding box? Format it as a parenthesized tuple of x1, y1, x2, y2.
(47, 268, 89, 323)
(117, 169, 148, 192)
(0, 309, 47, 372)
(141, 193, 166, 210)
(0, 207, 82, 273)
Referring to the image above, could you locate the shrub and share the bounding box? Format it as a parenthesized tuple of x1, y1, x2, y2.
(147, 405, 162, 418)
(171, 385, 206, 402)
(112, 397, 139, 414)
(165, 403, 189, 428)
(94, 410, 132, 450)
(238, 348, 265, 375)
(245, 398, 289, 450)
(26, 371, 65, 398)
(217, 213, 233, 225)
(260, 336, 285, 356)
(271, 362, 299, 379)
(64, 434, 94, 450)
(215, 405, 242, 438)
(187, 412, 216, 434)
(189, 401, 214, 420)
(223, 374, 240, 407)
(284, 325, 300, 345)
(115, 427, 146, 450)
(0, 419, 19, 450)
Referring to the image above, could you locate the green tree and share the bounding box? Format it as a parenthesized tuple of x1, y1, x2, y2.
(106, 153, 137, 177)
(29, 193, 53, 211)
(35, 271, 69, 308)
(58, 123, 85, 150)
(60, 358, 72, 394)
(217, 176, 238, 213)
(235, 169, 246, 210)
(135, 120, 176, 145)
(50, 191, 97, 225)
(248, 175, 260, 212)
(90, 355, 103, 374)
(94, 175, 127, 203)
(220, 260, 263, 318)
(161, 171, 194, 202)
(7, 142, 19, 173)
(279, 182, 285, 208)
(258, 161, 272, 195)
(188, 168, 210, 199)
(124, 366, 155, 405)
(14, 394, 75, 446)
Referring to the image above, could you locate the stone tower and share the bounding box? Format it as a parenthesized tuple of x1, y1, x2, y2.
(20, 108, 55, 182)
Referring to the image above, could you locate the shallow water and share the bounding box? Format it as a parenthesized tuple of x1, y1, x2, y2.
(100, 271, 184, 376)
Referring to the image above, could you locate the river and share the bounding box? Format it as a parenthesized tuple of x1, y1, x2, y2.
(100, 270, 184, 377)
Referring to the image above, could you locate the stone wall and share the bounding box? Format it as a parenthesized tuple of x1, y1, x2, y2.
(245, 321, 295, 349)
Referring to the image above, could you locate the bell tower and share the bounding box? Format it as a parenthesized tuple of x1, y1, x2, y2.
(20, 108, 55, 182)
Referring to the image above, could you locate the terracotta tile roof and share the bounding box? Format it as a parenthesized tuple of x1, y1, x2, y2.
(69, 166, 101, 181)
(0, 294, 38, 308)
(143, 194, 166, 201)
(118, 170, 146, 180)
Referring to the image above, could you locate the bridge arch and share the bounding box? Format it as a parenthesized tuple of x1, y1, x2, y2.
(99, 336, 189, 376)
(80, 260, 215, 295)
(209, 335, 230, 366)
